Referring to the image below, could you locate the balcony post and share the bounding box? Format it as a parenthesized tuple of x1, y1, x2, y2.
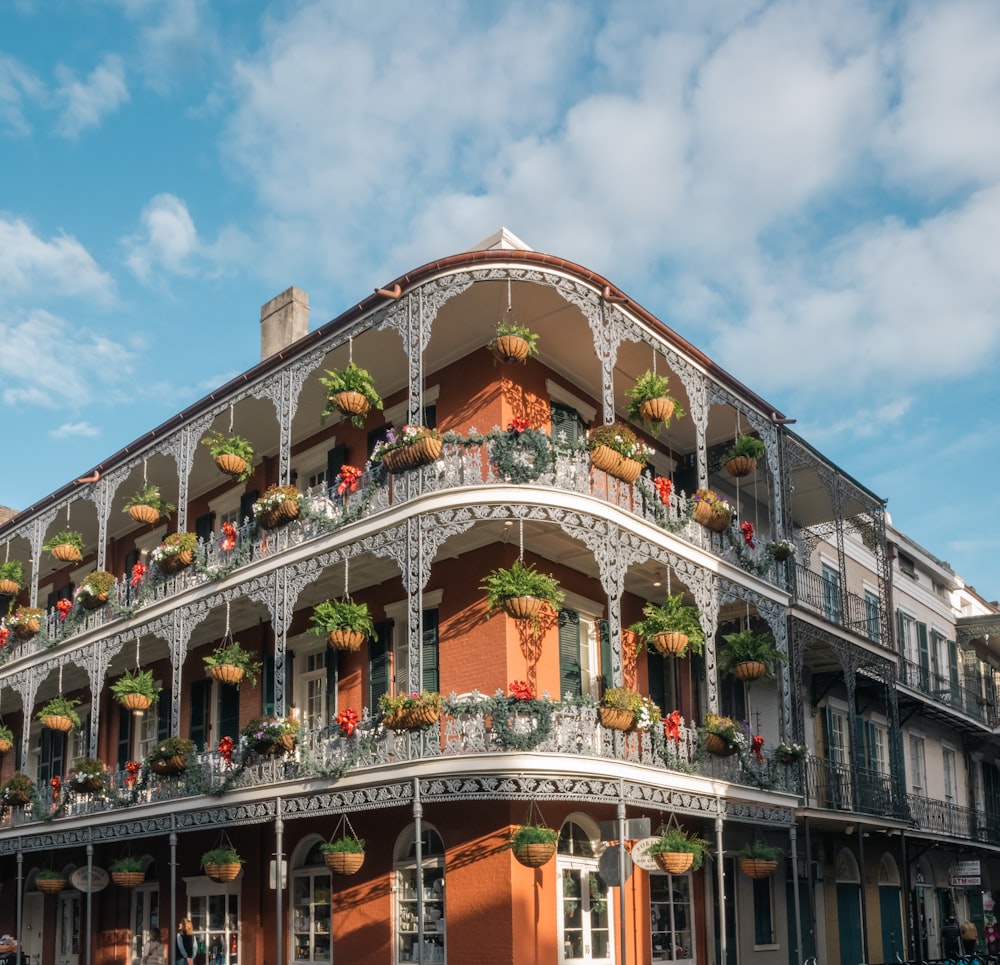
(275, 797, 285, 965)
(715, 808, 726, 965)
(790, 824, 803, 963)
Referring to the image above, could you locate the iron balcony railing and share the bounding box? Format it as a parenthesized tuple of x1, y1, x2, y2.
(793, 565, 876, 641)
(804, 755, 909, 821)
(896, 655, 991, 724)
(0, 703, 797, 829)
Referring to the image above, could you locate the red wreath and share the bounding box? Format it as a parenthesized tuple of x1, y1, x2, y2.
(664, 710, 683, 747)
(337, 465, 363, 495)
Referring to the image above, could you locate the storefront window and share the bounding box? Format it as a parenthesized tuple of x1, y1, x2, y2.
(394, 826, 445, 964)
(189, 894, 239, 965)
(292, 841, 332, 964)
(650, 872, 694, 963)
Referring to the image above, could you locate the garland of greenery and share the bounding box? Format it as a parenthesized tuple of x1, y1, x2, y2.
(723, 527, 771, 577)
(485, 695, 554, 751)
(490, 428, 550, 484)
(633, 476, 697, 533)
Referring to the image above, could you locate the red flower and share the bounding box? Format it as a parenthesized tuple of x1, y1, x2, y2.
(509, 680, 534, 701)
(507, 416, 531, 433)
(0, 627, 9, 648)
(741, 521, 756, 550)
(664, 710, 683, 747)
(337, 465, 363, 495)
(653, 477, 672, 505)
(50, 776, 61, 801)
(56, 598, 73, 621)
(221, 522, 238, 552)
(336, 708, 359, 737)
(217, 735, 235, 766)
(130, 562, 148, 587)
(125, 760, 142, 787)
(750, 734, 764, 764)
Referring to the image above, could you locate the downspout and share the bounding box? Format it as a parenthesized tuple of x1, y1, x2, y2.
(790, 825, 803, 962)
(715, 805, 726, 965)
(16, 844, 23, 965)
(86, 836, 94, 965)
(276, 796, 284, 965)
(857, 824, 870, 964)
(170, 816, 177, 956)
(413, 777, 424, 965)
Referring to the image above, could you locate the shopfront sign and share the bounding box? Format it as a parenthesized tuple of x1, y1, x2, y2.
(951, 860, 981, 886)
(70, 866, 109, 892)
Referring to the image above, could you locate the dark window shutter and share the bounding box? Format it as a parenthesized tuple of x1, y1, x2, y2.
(39, 728, 65, 783)
(647, 649, 667, 712)
(238, 491, 258, 526)
(896, 610, 906, 657)
(752, 877, 774, 944)
(218, 682, 240, 741)
(422, 609, 439, 693)
(550, 403, 581, 447)
(369, 620, 392, 708)
(263, 651, 276, 717)
(189, 678, 210, 751)
(917, 622, 930, 688)
(117, 705, 132, 768)
(368, 427, 389, 459)
(157, 687, 171, 740)
(598, 619, 612, 695)
(285, 649, 294, 713)
(423, 404, 437, 431)
(948, 640, 960, 694)
(326, 649, 338, 724)
(558, 609, 582, 698)
(327, 444, 347, 491)
(823, 705, 834, 760)
(194, 512, 214, 544)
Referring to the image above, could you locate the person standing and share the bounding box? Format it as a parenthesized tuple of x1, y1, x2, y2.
(961, 918, 978, 956)
(141, 928, 164, 965)
(942, 916, 961, 959)
(175, 920, 195, 965)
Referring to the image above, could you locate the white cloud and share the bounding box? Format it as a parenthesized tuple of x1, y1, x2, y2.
(0, 216, 114, 300)
(0, 53, 44, 136)
(0, 309, 138, 409)
(54, 53, 129, 139)
(124, 193, 199, 281)
(50, 421, 101, 439)
(126, 0, 219, 93)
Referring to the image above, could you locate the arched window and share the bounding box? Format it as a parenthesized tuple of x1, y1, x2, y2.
(557, 816, 612, 964)
(291, 836, 331, 965)
(394, 825, 445, 964)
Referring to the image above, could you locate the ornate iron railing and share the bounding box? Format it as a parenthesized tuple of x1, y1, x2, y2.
(896, 656, 989, 723)
(804, 756, 907, 820)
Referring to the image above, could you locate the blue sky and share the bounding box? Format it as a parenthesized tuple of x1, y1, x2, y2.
(2, 0, 998, 600)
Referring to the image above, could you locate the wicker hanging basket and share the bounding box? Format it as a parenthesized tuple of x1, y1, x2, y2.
(0, 738, 12, 753)
(739, 858, 777, 879)
(14, 619, 40, 639)
(599, 707, 635, 732)
(111, 871, 145, 888)
(204, 862, 241, 883)
(215, 453, 248, 478)
(159, 549, 194, 573)
(37, 877, 67, 895)
(491, 334, 531, 364)
(652, 632, 689, 656)
(638, 397, 676, 425)
(327, 629, 365, 652)
(128, 504, 161, 525)
(41, 714, 74, 733)
(732, 661, 767, 682)
(382, 435, 442, 473)
(51, 544, 82, 563)
(589, 445, 642, 484)
(513, 841, 557, 868)
(0, 579, 20, 596)
(208, 664, 245, 685)
(724, 456, 757, 478)
(79, 591, 109, 611)
(331, 391, 370, 418)
(502, 596, 544, 621)
(324, 851, 365, 875)
(119, 693, 152, 714)
(149, 756, 187, 776)
(654, 851, 694, 875)
(705, 733, 738, 757)
(693, 501, 732, 532)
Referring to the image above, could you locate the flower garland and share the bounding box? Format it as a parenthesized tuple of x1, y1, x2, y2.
(490, 422, 550, 484)
(489, 694, 554, 751)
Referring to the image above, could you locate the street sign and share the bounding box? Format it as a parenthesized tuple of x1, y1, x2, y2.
(598, 846, 633, 887)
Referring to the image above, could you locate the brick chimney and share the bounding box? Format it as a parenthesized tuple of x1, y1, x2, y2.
(260, 287, 309, 360)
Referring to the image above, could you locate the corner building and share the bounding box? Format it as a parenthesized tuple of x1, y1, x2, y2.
(1, 228, 997, 965)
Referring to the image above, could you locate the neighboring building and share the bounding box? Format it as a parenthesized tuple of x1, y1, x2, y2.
(0, 228, 996, 965)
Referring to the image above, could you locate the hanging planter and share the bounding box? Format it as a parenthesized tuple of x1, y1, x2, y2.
(110, 856, 146, 888)
(738, 841, 782, 878)
(0, 561, 23, 597)
(703, 714, 741, 756)
(201, 847, 243, 883)
(379, 691, 442, 730)
(36, 697, 81, 733)
(648, 825, 710, 875)
(774, 742, 808, 765)
(0, 725, 13, 753)
(766, 540, 796, 563)
(36, 871, 67, 895)
(691, 490, 733, 532)
(77, 570, 115, 610)
(719, 628, 784, 682)
(201, 431, 255, 483)
(586, 424, 652, 484)
(151, 533, 198, 574)
(242, 717, 299, 756)
(722, 435, 765, 478)
(204, 640, 262, 687)
(732, 660, 767, 682)
(123, 484, 175, 525)
(9, 606, 43, 639)
(509, 824, 559, 868)
(253, 485, 302, 530)
(147, 736, 195, 775)
(321, 815, 366, 873)
(625, 370, 684, 436)
(319, 362, 383, 428)
(68, 757, 106, 793)
(375, 427, 442, 473)
(43, 531, 84, 564)
(489, 322, 539, 364)
(629, 595, 706, 659)
(309, 598, 376, 652)
(111, 668, 161, 716)
(1, 773, 34, 806)
(481, 559, 564, 629)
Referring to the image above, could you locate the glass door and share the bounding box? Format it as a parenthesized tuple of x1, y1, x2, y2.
(397, 866, 445, 963)
(56, 891, 80, 965)
(189, 895, 239, 965)
(291, 870, 331, 964)
(558, 865, 612, 963)
(650, 871, 694, 963)
(131, 887, 161, 963)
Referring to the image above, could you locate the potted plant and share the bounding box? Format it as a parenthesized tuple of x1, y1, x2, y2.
(480, 559, 564, 626)
(489, 321, 540, 364)
(308, 599, 377, 652)
(35, 868, 68, 894)
(629, 595, 705, 657)
(8, 606, 44, 639)
(151, 532, 199, 574)
(241, 716, 300, 756)
(0, 561, 23, 596)
(766, 539, 796, 563)
(253, 484, 302, 529)
(201, 847, 243, 883)
(625, 370, 684, 435)
(110, 668, 161, 715)
(122, 483, 176, 525)
(320, 835, 366, 874)
(201, 430, 255, 482)
(722, 434, 765, 478)
(0, 723, 13, 753)
(738, 840, 782, 878)
(2, 772, 34, 806)
(587, 423, 654, 484)
(147, 736, 196, 775)
(720, 628, 785, 682)
(76, 570, 115, 610)
(508, 823, 559, 867)
(320, 362, 383, 427)
(36, 696, 81, 732)
(378, 691, 442, 731)
(371, 425, 442, 473)
(68, 757, 106, 794)
(598, 687, 642, 732)
(774, 741, 808, 765)
(204, 641, 262, 687)
(691, 489, 732, 532)
(648, 826, 711, 874)
(703, 713, 742, 756)
(42, 530, 84, 564)
(109, 855, 146, 888)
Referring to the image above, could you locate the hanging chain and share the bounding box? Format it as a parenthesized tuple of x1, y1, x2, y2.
(348, 336, 354, 365)
(223, 601, 233, 644)
(143, 458, 148, 485)
(228, 404, 234, 434)
(135, 636, 141, 670)
(518, 518, 524, 563)
(344, 558, 349, 600)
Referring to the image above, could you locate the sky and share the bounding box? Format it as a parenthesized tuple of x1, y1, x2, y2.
(1, 0, 998, 600)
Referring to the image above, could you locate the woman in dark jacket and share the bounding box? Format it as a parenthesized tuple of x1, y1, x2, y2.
(175, 920, 195, 965)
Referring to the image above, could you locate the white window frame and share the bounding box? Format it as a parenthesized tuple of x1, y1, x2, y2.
(383, 384, 441, 428)
(562, 590, 604, 700)
(384, 589, 444, 697)
(909, 736, 926, 795)
(899, 611, 919, 665)
(942, 746, 956, 803)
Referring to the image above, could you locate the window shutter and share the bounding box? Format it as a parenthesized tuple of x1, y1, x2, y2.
(550, 403, 580, 447)
(647, 649, 667, 712)
(423, 404, 437, 430)
(326, 444, 347, 492)
(822, 705, 834, 760)
(263, 651, 276, 716)
(194, 512, 214, 544)
(285, 650, 295, 714)
(422, 609, 440, 693)
(369, 620, 391, 709)
(598, 619, 612, 695)
(117, 705, 132, 768)
(917, 622, 929, 688)
(39, 728, 65, 783)
(218, 681, 240, 740)
(326, 649, 338, 724)
(896, 610, 906, 656)
(239, 491, 258, 526)
(189, 679, 210, 751)
(948, 640, 960, 695)
(558, 609, 582, 698)
(48, 581, 74, 610)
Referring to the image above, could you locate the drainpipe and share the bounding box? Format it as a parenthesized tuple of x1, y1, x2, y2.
(16, 844, 23, 965)
(275, 797, 285, 965)
(413, 778, 424, 965)
(857, 824, 870, 964)
(86, 837, 94, 965)
(790, 825, 803, 962)
(617, 796, 627, 965)
(715, 807, 726, 965)
(170, 816, 178, 953)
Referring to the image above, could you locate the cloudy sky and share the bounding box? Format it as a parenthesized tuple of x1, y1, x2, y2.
(2, 0, 998, 599)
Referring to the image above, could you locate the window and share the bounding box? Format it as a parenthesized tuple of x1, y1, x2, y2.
(291, 840, 331, 965)
(380, 597, 441, 700)
(190, 678, 239, 752)
(188, 892, 239, 965)
(650, 871, 693, 963)
(558, 608, 610, 700)
(298, 648, 332, 733)
(557, 818, 612, 964)
(551, 402, 586, 448)
(943, 748, 956, 804)
(752, 876, 775, 946)
(909, 736, 926, 795)
(827, 709, 848, 765)
(822, 565, 841, 623)
(118, 689, 169, 766)
(867, 723, 887, 775)
(864, 591, 881, 644)
(897, 612, 918, 667)
(131, 883, 161, 963)
(394, 826, 445, 964)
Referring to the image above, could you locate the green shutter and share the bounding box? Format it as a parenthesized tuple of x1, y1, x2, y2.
(189, 679, 210, 751)
(238, 491, 258, 526)
(117, 705, 132, 768)
(157, 687, 170, 741)
(369, 620, 391, 708)
(326, 649, 338, 724)
(917, 622, 929, 689)
(263, 652, 275, 716)
(558, 609, 582, 698)
(219, 681, 240, 740)
(896, 610, 906, 657)
(422, 609, 440, 693)
(550, 403, 580, 447)
(948, 640, 960, 694)
(598, 619, 612, 694)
